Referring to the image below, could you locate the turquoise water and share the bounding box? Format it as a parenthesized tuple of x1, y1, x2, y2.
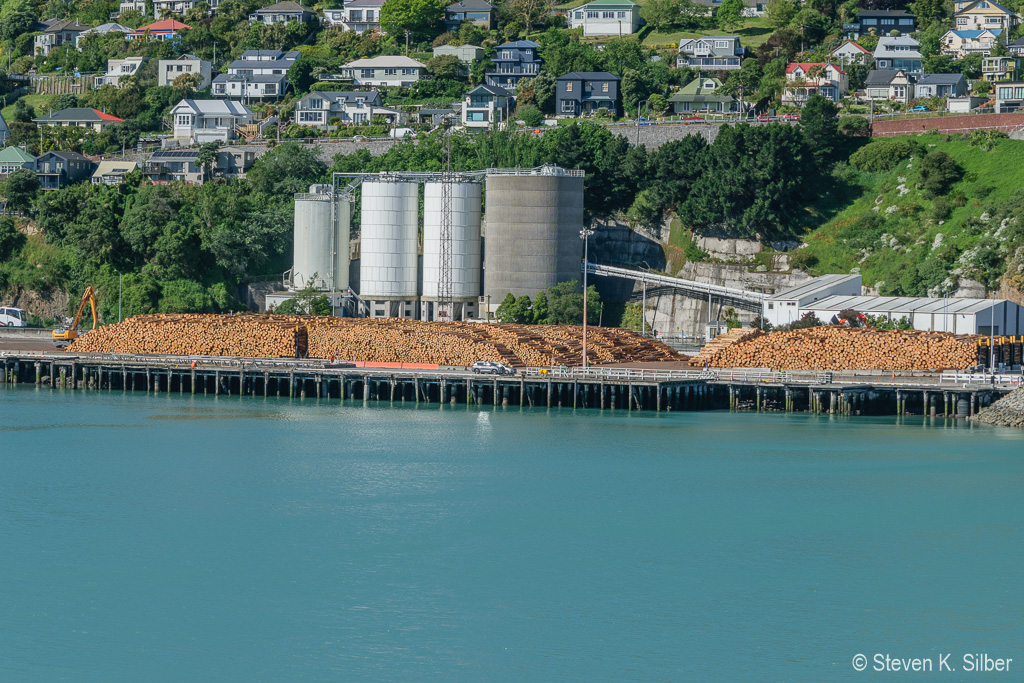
(3, 385, 1023, 681)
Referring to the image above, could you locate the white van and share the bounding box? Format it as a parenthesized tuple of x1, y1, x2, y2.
(0, 307, 28, 327)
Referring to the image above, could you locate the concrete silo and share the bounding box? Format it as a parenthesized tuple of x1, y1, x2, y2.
(421, 180, 482, 321)
(290, 184, 350, 293)
(483, 165, 585, 312)
(359, 179, 419, 318)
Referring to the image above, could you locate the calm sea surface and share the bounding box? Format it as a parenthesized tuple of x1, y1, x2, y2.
(2, 385, 1023, 681)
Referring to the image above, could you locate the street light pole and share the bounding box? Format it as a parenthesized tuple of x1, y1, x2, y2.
(580, 226, 595, 368)
(634, 98, 649, 147)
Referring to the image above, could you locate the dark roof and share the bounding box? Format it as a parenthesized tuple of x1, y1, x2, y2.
(469, 84, 512, 96)
(557, 71, 621, 81)
(38, 150, 91, 161)
(864, 69, 901, 86)
(447, 0, 493, 9)
(855, 9, 913, 17)
(254, 1, 313, 11)
(916, 73, 966, 85)
(1008, 37, 1024, 46)
(33, 107, 124, 123)
(39, 18, 92, 33)
(214, 73, 287, 84)
(150, 150, 201, 160)
(495, 40, 540, 49)
(420, 108, 458, 114)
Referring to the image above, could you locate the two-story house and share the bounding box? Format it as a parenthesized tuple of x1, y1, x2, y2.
(445, 0, 496, 30)
(915, 73, 969, 98)
(555, 72, 622, 116)
(0, 146, 35, 178)
(119, 0, 147, 15)
(667, 76, 741, 113)
(170, 99, 254, 143)
(677, 36, 744, 70)
(864, 69, 915, 103)
(831, 40, 872, 65)
(843, 10, 916, 39)
(153, 0, 200, 18)
(342, 56, 426, 87)
(567, 0, 642, 37)
(35, 151, 94, 190)
(485, 40, 542, 90)
(144, 148, 256, 184)
(873, 36, 923, 73)
(461, 84, 513, 129)
(982, 55, 1019, 80)
(158, 54, 212, 89)
(94, 57, 146, 88)
(995, 80, 1024, 111)
(127, 19, 191, 41)
(34, 19, 92, 57)
(91, 160, 140, 185)
(1010, 37, 1024, 55)
(782, 63, 848, 105)
(953, 0, 1017, 32)
(249, 1, 316, 24)
(941, 28, 1003, 57)
(213, 50, 300, 100)
(293, 91, 403, 127)
(324, 0, 386, 32)
(33, 107, 125, 132)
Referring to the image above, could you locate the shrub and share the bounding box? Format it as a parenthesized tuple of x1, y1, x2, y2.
(0, 218, 26, 261)
(919, 150, 963, 198)
(837, 115, 870, 136)
(929, 197, 952, 221)
(516, 105, 544, 127)
(849, 138, 924, 172)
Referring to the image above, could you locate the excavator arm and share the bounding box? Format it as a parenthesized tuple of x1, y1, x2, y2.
(69, 286, 97, 331)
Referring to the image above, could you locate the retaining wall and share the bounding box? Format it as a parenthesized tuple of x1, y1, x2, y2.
(872, 112, 1024, 137)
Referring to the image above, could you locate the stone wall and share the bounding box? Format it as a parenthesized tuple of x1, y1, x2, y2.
(872, 112, 1024, 137)
(972, 387, 1024, 428)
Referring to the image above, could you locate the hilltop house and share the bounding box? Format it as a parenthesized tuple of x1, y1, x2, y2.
(843, 10, 916, 39)
(213, 50, 299, 100)
(170, 99, 254, 143)
(94, 57, 146, 88)
(433, 44, 485, 63)
(0, 146, 35, 177)
(864, 69, 914, 103)
(914, 73, 969, 98)
(342, 56, 425, 87)
(33, 107, 125, 132)
(668, 76, 741, 113)
(249, 1, 316, 24)
(445, 0, 496, 30)
(953, 0, 1017, 32)
(461, 84, 513, 129)
(831, 40, 872, 65)
(567, 0, 642, 37)
(294, 91, 403, 127)
(941, 28, 1003, 57)
(982, 55, 1018, 81)
(873, 36, 923, 73)
(35, 151, 94, 190)
(782, 62, 848, 105)
(323, 0, 386, 32)
(485, 40, 542, 90)
(34, 19, 91, 57)
(127, 19, 191, 41)
(677, 36, 745, 70)
(556, 72, 622, 116)
(158, 54, 212, 89)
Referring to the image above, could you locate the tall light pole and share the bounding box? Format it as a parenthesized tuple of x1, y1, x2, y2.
(634, 98, 649, 147)
(990, 290, 996, 372)
(580, 226, 594, 368)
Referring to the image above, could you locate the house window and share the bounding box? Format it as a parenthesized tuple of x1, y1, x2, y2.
(575, 11, 582, 17)
(384, 68, 397, 75)
(716, 40, 728, 48)
(566, 82, 573, 91)
(365, 10, 374, 20)
(617, 10, 625, 17)
(307, 98, 323, 109)
(401, 68, 415, 75)
(561, 100, 575, 113)
(862, 18, 876, 25)
(176, 114, 192, 126)
(468, 111, 487, 121)
(298, 111, 320, 122)
(501, 50, 512, 58)
(957, 16, 967, 23)
(602, 82, 609, 92)
(602, 11, 614, 17)
(360, 69, 374, 78)
(586, 11, 598, 17)
(350, 10, 362, 19)
(881, 18, 894, 25)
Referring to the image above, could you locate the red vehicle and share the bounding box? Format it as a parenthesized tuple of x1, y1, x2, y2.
(756, 114, 776, 122)
(681, 115, 705, 124)
(781, 113, 801, 121)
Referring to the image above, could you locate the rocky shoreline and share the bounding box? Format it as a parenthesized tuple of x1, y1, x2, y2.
(972, 388, 1024, 428)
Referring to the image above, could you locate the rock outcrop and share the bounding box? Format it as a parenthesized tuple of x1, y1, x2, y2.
(972, 387, 1024, 428)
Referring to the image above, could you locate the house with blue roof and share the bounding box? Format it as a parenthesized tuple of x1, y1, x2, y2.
(485, 40, 541, 90)
(940, 28, 1003, 57)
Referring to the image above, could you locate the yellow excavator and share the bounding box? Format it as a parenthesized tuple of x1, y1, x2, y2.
(53, 286, 98, 348)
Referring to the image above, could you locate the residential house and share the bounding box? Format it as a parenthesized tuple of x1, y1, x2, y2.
(324, 0, 386, 32)
(873, 36, 923, 73)
(249, 1, 316, 24)
(127, 19, 191, 41)
(0, 146, 35, 177)
(843, 10, 916, 39)
(293, 91, 403, 127)
(556, 72, 621, 116)
(212, 50, 300, 100)
(91, 160, 140, 185)
(485, 40, 542, 90)
(170, 99, 255, 143)
(864, 69, 914, 104)
(782, 62, 848, 105)
(342, 56, 426, 87)
(417, 107, 459, 124)
(667, 76, 741, 113)
(35, 151, 94, 190)
(153, 0, 201, 18)
(119, 0, 147, 14)
(461, 84, 513, 129)
(33, 107, 125, 133)
(941, 29, 1003, 57)
(94, 57, 146, 88)
(1010, 37, 1024, 55)
(914, 73, 969, 98)
(144, 147, 255, 183)
(217, 148, 256, 177)
(158, 54, 212, 89)
(982, 55, 1018, 81)
(831, 40, 872, 65)
(0, 113, 9, 147)
(433, 44, 485, 63)
(953, 0, 1017, 32)
(676, 36, 744, 70)
(75, 22, 132, 46)
(34, 19, 92, 57)
(567, 0, 642, 37)
(445, 0, 496, 30)
(995, 80, 1024, 111)
(692, 0, 766, 17)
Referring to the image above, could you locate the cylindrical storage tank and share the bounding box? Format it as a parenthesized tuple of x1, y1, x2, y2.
(483, 168, 585, 304)
(292, 186, 350, 292)
(422, 181, 482, 320)
(359, 180, 419, 308)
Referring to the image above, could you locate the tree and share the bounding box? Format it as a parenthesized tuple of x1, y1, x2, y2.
(641, 0, 682, 32)
(379, 0, 447, 40)
(533, 70, 557, 112)
(196, 142, 219, 184)
(647, 93, 668, 115)
(959, 53, 983, 79)
(516, 105, 544, 127)
(0, 169, 39, 213)
(11, 98, 36, 123)
(919, 150, 963, 198)
(425, 54, 462, 80)
(546, 280, 602, 325)
(789, 312, 823, 329)
(0, 11, 35, 42)
(495, 293, 534, 323)
(924, 54, 956, 73)
(716, 0, 746, 31)
(172, 71, 204, 98)
(0, 217, 26, 260)
(504, 0, 551, 34)
(765, 0, 798, 28)
(532, 290, 549, 324)
(911, 0, 950, 27)
(246, 141, 327, 196)
(800, 93, 839, 168)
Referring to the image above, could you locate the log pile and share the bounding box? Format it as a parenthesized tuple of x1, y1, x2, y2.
(690, 328, 764, 366)
(68, 314, 680, 366)
(695, 326, 979, 371)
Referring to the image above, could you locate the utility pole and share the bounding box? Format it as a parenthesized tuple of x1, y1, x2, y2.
(438, 116, 454, 322)
(580, 226, 595, 367)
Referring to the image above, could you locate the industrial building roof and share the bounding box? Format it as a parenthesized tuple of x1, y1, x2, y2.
(770, 274, 861, 301)
(803, 295, 1008, 315)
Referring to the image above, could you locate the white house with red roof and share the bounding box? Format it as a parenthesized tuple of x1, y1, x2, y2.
(782, 62, 848, 106)
(127, 19, 191, 41)
(831, 40, 871, 65)
(32, 107, 125, 132)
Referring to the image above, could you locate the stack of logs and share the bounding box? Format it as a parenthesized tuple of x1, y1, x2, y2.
(694, 326, 979, 371)
(68, 314, 680, 366)
(690, 328, 764, 366)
